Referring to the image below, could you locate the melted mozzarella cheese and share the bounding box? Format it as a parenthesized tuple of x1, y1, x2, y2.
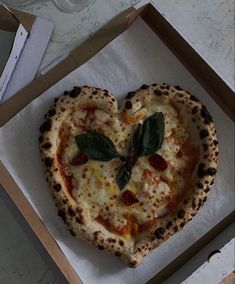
(61, 100, 192, 234)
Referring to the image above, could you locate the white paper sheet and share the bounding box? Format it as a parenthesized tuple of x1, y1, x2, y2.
(0, 18, 234, 284)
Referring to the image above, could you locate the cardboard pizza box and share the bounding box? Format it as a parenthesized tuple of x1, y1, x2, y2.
(0, 2, 234, 284)
(0, 5, 53, 103)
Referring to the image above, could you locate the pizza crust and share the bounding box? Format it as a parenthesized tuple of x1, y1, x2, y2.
(39, 84, 218, 267)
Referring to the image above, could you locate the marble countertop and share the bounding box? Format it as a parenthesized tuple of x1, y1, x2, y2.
(0, 0, 234, 283)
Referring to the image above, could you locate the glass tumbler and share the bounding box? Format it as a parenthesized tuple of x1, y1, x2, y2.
(53, 0, 95, 13)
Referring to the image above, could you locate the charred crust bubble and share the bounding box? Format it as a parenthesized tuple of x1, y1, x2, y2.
(192, 106, 198, 114)
(70, 230, 76, 237)
(174, 85, 183, 91)
(202, 143, 209, 151)
(58, 209, 66, 222)
(92, 90, 98, 95)
(198, 163, 206, 178)
(125, 100, 132, 109)
(125, 91, 135, 99)
(154, 89, 162, 96)
(166, 221, 172, 229)
(75, 217, 83, 224)
(154, 227, 165, 239)
(45, 157, 53, 168)
(42, 142, 52, 149)
(201, 105, 213, 124)
(115, 251, 122, 257)
(39, 135, 43, 143)
(129, 260, 137, 267)
(177, 210, 185, 219)
(54, 183, 62, 192)
(98, 245, 104, 250)
(190, 95, 200, 102)
(48, 108, 56, 117)
(197, 182, 203, 189)
(207, 167, 217, 176)
(140, 84, 148, 90)
(119, 240, 124, 246)
(39, 118, 52, 133)
(69, 86, 81, 98)
(200, 129, 209, 139)
(213, 140, 218, 146)
(68, 208, 76, 217)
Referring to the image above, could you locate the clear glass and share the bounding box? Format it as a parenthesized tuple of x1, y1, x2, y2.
(3, 0, 31, 5)
(53, 0, 95, 13)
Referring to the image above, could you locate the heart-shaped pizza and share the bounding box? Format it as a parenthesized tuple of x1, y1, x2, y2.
(39, 83, 218, 267)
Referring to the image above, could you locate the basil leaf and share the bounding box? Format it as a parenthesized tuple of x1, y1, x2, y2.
(116, 161, 132, 190)
(75, 132, 120, 161)
(132, 112, 165, 156)
(129, 123, 142, 155)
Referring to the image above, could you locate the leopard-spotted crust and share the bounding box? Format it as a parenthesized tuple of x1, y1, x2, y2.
(39, 84, 218, 267)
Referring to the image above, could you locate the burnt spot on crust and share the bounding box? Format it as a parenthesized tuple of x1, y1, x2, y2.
(177, 210, 185, 219)
(154, 89, 163, 96)
(98, 245, 105, 250)
(198, 163, 206, 178)
(68, 208, 76, 217)
(39, 119, 52, 133)
(174, 85, 183, 91)
(69, 86, 81, 98)
(125, 100, 132, 109)
(107, 238, 116, 244)
(201, 105, 213, 124)
(129, 260, 137, 267)
(207, 167, 217, 176)
(197, 182, 204, 189)
(44, 157, 53, 168)
(58, 209, 66, 222)
(54, 97, 59, 103)
(75, 217, 83, 224)
(166, 221, 172, 229)
(202, 143, 209, 151)
(53, 183, 62, 192)
(48, 108, 56, 117)
(70, 229, 76, 237)
(200, 129, 209, 139)
(192, 106, 198, 114)
(92, 90, 98, 95)
(125, 91, 135, 99)
(119, 240, 124, 246)
(140, 84, 149, 90)
(213, 140, 218, 146)
(115, 251, 122, 257)
(190, 95, 200, 102)
(154, 227, 165, 239)
(41, 142, 52, 149)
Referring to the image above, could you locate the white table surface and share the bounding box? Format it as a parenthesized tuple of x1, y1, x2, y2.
(0, 0, 234, 283)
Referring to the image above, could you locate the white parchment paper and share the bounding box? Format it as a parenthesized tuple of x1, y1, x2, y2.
(0, 18, 234, 284)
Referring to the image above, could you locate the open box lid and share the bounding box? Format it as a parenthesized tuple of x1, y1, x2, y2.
(0, 2, 234, 284)
(0, 5, 53, 103)
(0, 5, 32, 99)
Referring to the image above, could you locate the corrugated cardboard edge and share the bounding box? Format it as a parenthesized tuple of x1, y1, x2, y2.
(0, 5, 35, 32)
(10, 8, 35, 32)
(0, 5, 19, 31)
(0, 3, 234, 283)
